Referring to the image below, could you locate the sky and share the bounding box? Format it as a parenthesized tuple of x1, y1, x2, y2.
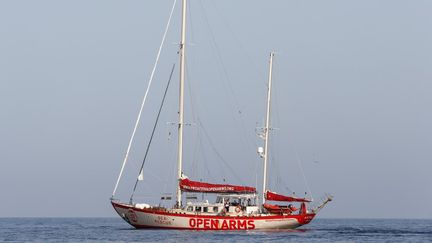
(1, 0, 431, 218)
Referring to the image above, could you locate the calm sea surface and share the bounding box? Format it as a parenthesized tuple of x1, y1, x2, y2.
(0, 218, 431, 242)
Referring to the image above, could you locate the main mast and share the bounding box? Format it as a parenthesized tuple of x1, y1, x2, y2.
(262, 52, 275, 206)
(176, 0, 187, 208)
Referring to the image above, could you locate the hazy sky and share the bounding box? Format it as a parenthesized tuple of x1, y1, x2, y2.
(1, 0, 431, 218)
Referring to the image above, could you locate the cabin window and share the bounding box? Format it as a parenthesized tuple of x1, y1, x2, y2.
(213, 206, 218, 212)
(203, 207, 208, 212)
(195, 206, 202, 212)
(187, 206, 193, 212)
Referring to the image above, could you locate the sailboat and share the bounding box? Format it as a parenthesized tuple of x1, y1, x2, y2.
(110, 0, 332, 230)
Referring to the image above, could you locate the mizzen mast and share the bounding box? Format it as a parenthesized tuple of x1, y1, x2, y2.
(176, 0, 187, 208)
(262, 52, 275, 206)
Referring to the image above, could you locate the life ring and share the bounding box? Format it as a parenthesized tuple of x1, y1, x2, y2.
(235, 206, 241, 213)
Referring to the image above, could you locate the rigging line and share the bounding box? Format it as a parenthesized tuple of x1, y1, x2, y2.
(164, 135, 179, 198)
(169, 137, 177, 186)
(198, 1, 259, 151)
(130, 63, 176, 203)
(198, 119, 227, 181)
(197, 118, 246, 185)
(195, 119, 215, 182)
(184, 59, 214, 183)
(270, 66, 283, 191)
(272, 138, 288, 192)
(208, 1, 266, 81)
(182, 24, 219, 183)
(184, 58, 201, 179)
(294, 149, 314, 201)
(276, 62, 312, 198)
(272, 147, 293, 193)
(182, 42, 226, 183)
(273, 61, 283, 151)
(111, 0, 177, 198)
(274, 83, 291, 193)
(187, 0, 195, 46)
(273, 66, 307, 196)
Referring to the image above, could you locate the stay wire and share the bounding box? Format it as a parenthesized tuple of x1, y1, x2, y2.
(130, 64, 176, 203)
(198, 1, 258, 151)
(209, 1, 265, 81)
(197, 119, 245, 185)
(112, 0, 177, 198)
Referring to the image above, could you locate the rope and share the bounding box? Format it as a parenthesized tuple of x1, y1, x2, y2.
(198, 0, 259, 152)
(197, 119, 246, 185)
(295, 150, 314, 201)
(112, 0, 177, 198)
(130, 64, 176, 203)
(272, 61, 313, 200)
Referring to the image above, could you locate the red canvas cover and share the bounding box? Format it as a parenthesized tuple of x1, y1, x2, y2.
(263, 203, 297, 214)
(179, 178, 256, 194)
(265, 190, 311, 202)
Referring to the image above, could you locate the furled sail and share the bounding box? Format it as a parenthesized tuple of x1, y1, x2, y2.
(265, 190, 311, 202)
(180, 178, 256, 194)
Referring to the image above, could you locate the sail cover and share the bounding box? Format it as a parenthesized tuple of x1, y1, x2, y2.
(265, 190, 311, 202)
(180, 178, 256, 194)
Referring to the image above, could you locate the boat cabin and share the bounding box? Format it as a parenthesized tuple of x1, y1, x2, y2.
(185, 200, 222, 214)
(184, 194, 259, 215)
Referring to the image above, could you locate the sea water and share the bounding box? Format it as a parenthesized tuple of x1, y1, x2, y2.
(0, 218, 431, 242)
